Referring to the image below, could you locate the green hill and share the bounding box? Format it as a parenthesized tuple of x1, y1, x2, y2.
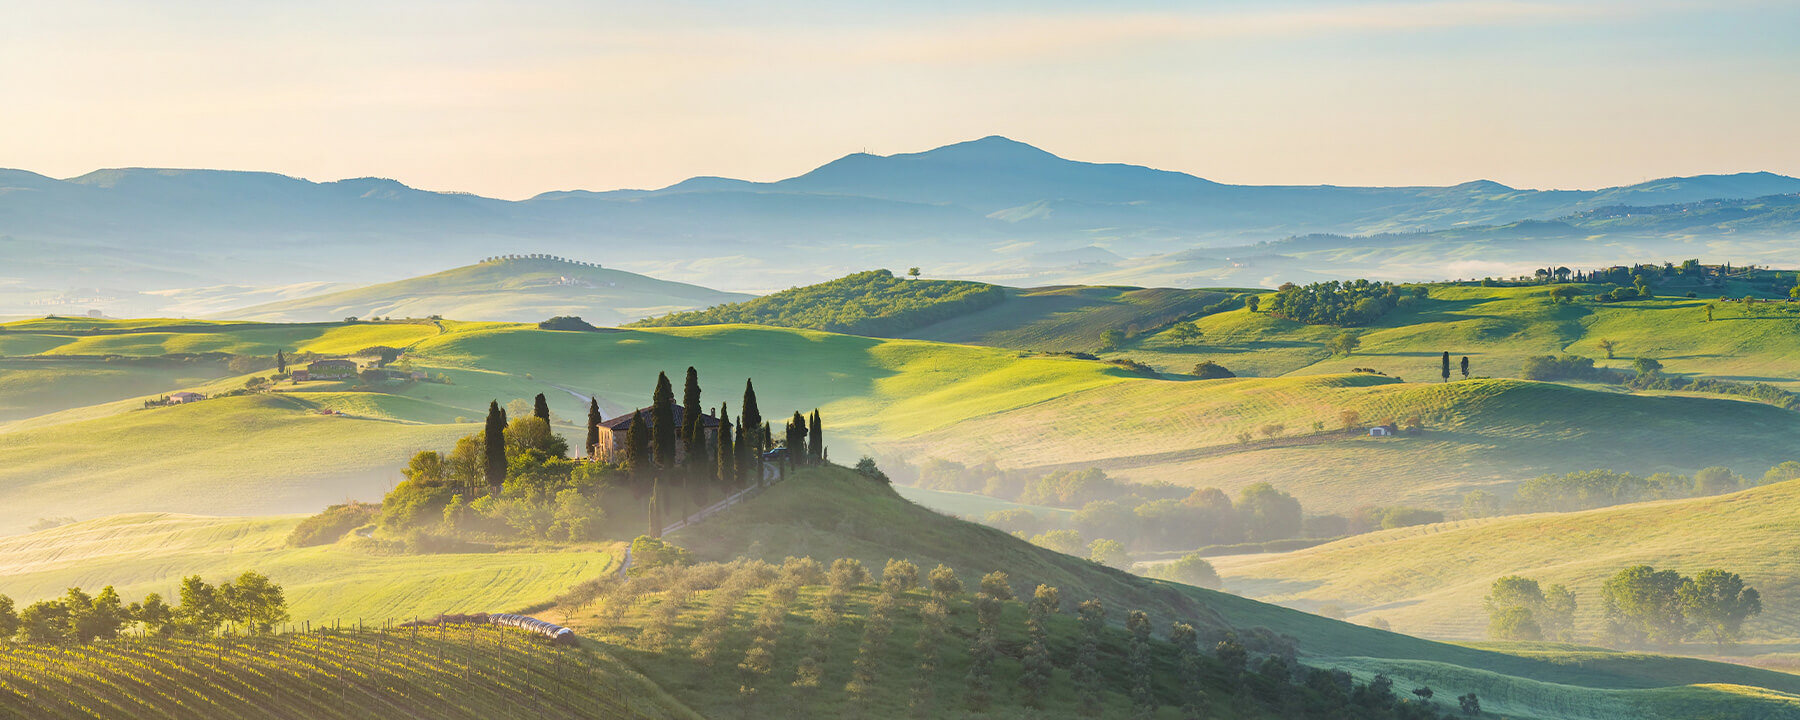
(0, 626, 699, 720)
(1211, 479, 1800, 644)
(0, 513, 612, 623)
(895, 284, 1237, 351)
(630, 268, 1008, 336)
(227, 257, 752, 324)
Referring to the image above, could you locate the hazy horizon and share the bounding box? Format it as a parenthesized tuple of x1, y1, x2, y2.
(5, 1, 1797, 199)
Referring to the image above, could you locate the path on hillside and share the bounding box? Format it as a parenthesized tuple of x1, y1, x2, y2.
(618, 461, 780, 578)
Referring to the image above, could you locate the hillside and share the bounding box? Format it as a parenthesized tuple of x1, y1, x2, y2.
(596, 465, 1800, 720)
(0, 513, 612, 624)
(630, 269, 1005, 335)
(228, 257, 752, 324)
(0, 626, 699, 720)
(1210, 479, 1800, 644)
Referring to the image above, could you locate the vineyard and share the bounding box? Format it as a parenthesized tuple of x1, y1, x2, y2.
(0, 625, 696, 720)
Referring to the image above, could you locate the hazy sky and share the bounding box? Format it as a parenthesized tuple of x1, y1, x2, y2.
(4, 0, 1797, 199)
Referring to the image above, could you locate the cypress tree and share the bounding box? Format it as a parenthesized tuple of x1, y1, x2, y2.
(1170, 622, 1206, 720)
(533, 393, 550, 423)
(1128, 610, 1155, 718)
(740, 379, 762, 454)
(715, 406, 735, 488)
(681, 367, 703, 470)
(650, 372, 677, 469)
(1460, 355, 1470, 380)
(736, 415, 753, 486)
(585, 398, 602, 459)
(483, 401, 507, 489)
(809, 409, 823, 464)
(788, 412, 808, 463)
(762, 422, 772, 454)
(1075, 599, 1106, 713)
(1440, 351, 1451, 383)
(275, 350, 285, 374)
(626, 410, 651, 496)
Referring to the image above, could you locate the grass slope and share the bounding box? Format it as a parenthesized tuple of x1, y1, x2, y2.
(661, 465, 1800, 719)
(899, 284, 1233, 351)
(228, 257, 751, 324)
(0, 627, 700, 720)
(0, 513, 612, 624)
(0, 357, 232, 422)
(0, 317, 444, 357)
(1210, 479, 1800, 643)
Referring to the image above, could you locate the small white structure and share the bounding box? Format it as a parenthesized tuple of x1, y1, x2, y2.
(1367, 426, 1393, 437)
(168, 392, 204, 404)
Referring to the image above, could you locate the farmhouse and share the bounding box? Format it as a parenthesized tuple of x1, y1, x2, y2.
(167, 391, 204, 404)
(306, 359, 358, 379)
(592, 406, 721, 462)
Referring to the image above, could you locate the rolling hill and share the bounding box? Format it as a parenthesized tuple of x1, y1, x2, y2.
(227, 256, 752, 324)
(1210, 479, 1800, 644)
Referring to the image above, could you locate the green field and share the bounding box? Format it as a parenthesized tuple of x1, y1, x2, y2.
(0, 513, 614, 624)
(227, 257, 751, 324)
(1210, 479, 1800, 643)
(0, 627, 699, 720)
(0, 317, 446, 357)
(0, 357, 232, 423)
(894, 284, 1234, 351)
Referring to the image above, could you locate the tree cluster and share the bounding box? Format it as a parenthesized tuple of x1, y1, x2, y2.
(1257, 280, 1418, 326)
(631, 269, 1007, 336)
(1508, 466, 1759, 513)
(1, 572, 287, 644)
(1603, 566, 1762, 649)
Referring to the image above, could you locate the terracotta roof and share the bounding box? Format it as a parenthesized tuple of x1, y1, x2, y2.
(598, 405, 722, 430)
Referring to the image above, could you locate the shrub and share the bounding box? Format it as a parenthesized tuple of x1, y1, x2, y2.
(287, 502, 379, 547)
(1191, 361, 1235, 379)
(1146, 553, 1222, 589)
(538, 316, 599, 331)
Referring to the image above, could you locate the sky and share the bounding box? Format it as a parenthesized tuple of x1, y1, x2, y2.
(2, 0, 1797, 199)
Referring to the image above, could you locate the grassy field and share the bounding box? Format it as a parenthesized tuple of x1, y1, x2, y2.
(0, 317, 446, 357)
(1209, 479, 1800, 643)
(882, 372, 1800, 513)
(0, 513, 615, 624)
(891, 484, 1076, 523)
(227, 257, 751, 324)
(0, 627, 700, 720)
(644, 464, 1800, 719)
(895, 284, 1233, 351)
(0, 357, 232, 422)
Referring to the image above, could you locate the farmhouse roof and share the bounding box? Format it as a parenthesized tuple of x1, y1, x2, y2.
(598, 405, 721, 431)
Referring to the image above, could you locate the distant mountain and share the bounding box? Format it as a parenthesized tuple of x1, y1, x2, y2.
(3, 138, 1799, 309)
(225, 257, 752, 324)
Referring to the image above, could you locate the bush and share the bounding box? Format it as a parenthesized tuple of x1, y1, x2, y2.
(627, 536, 693, 576)
(1190, 361, 1236, 379)
(1146, 554, 1222, 589)
(538, 316, 599, 331)
(1519, 354, 1619, 382)
(286, 502, 379, 547)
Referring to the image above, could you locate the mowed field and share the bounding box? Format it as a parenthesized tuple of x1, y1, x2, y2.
(1210, 479, 1800, 643)
(0, 513, 613, 624)
(1111, 285, 1800, 387)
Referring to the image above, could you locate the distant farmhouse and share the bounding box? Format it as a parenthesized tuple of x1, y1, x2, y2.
(305, 359, 358, 380)
(167, 391, 204, 404)
(593, 406, 720, 462)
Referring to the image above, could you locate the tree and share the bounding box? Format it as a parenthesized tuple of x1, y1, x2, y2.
(0, 595, 15, 640)
(786, 411, 808, 462)
(222, 571, 289, 633)
(1461, 355, 1470, 379)
(809, 409, 823, 464)
(1150, 553, 1221, 589)
(715, 405, 735, 487)
(1549, 285, 1584, 304)
(585, 398, 602, 458)
(1597, 338, 1617, 359)
(1632, 357, 1663, 375)
(1127, 610, 1155, 717)
(1327, 332, 1360, 356)
(1088, 538, 1131, 569)
(1485, 576, 1546, 640)
(1706, 304, 1715, 322)
(275, 350, 286, 374)
(1170, 622, 1206, 719)
(484, 401, 507, 488)
(680, 367, 703, 471)
(1459, 693, 1482, 715)
(1602, 565, 1688, 646)
(1679, 569, 1761, 648)
(1075, 600, 1107, 713)
(1693, 466, 1745, 495)
(1541, 584, 1578, 642)
(625, 411, 651, 484)
(740, 379, 762, 451)
(650, 372, 677, 470)
(1238, 482, 1303, 541)
(908, 267, 921, 279)
(1461, 490, 1500, 519)
(1441, 351, 1451, 382)
(1190, 360, 1234, 379)
(928, 564, 963, 604)
(1020, 585, 1057, 708)
(533, 393, 550, 424)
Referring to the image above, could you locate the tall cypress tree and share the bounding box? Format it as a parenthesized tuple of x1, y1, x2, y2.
(585, 398, 602, 459)
(788, 412, 808, 462)
(740, 379, 762, 454)
(681, 367, 703, 468)
(1461, 356, 1471, 380)
(483, 401, 507, 489)
(761, 422, 772, 454)
(651, 372, 678, 469)
(715, 406, 735, 488)
(1440, 351, 1451, 383)
(809, 409, 823, 465)
(626, 410, 651, 496)
(533, 393, 550, 423)
(275, 350, 286, 374)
